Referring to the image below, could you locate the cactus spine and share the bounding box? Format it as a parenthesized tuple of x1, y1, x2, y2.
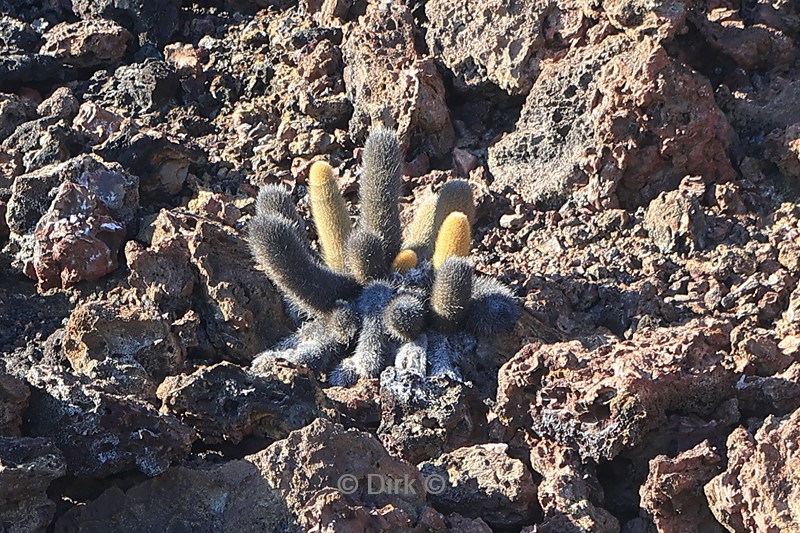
(309, 161, 351, 271)
(432, 211, 471, 270)
(402, 192, 438, 257)
(431, 256, 473, 331)
(344, 228, 387, 284)
(256, 185, 307, 243)
(360, 128, 403, 263)
(249, 214, 357, 316)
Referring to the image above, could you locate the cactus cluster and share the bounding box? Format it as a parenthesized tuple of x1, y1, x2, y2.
(249, 128, 520, 386)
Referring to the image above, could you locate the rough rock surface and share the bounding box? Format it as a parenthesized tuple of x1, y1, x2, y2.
(378, 370, 474, 465)
(246, 418, 435, 531)
(40, 19, 132, 67)
(0, 437, 66, 533)
(26, 181, 126, 291)
(425, 0, 554, 94)
(25, 365, 195, 478)
(496, 318, 735, 462)
(63, 287, 184, 397)
(0, 371, 28, 436)
(640, 440, 725, 533)
(158, 360, 334, 444)
(342, 0, 454, 159)
(488, 35, 736, 209)
(55, 460, 296, 532)
(125, 208, 289, 362)
(419, 443, 539, 529)
(705, 407, 800, 532)
(70, 0, 180, 48)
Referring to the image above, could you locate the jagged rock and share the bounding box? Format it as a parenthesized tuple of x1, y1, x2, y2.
(529, 436, 619, 533)
(0, 15, 39, 53)
(25, 365, 195, 478)
(246, 418, 438, 531)
(0, 92, 35, 139)
(157, 360, 334, 444)
(419, 443, 539, 529)
(0, 371, 28, 436)
(40, 19, 132, 68)
(37, 86, 79, 120)
(425, 0, 559, 95)
(644, 182, 708, 255)
(705, 407, 800, 532)
(72, 101, 124, 143)
(95, 125, 199, 199)
(55, 461, 297, 532)
(342, 0, 454, 160)
(721, 72, 800, 142)
(765, 123, 800, 182)
(690, 4, 795, 70)
(63, 287, 184, 397)
(0, 53, 64, 83)
(91, 59, 179, 115)
(488, 35, 736, 209)
(125, 209, 289, 361)
(496, 318, 736, 462)
(325, 378, 381, 431)
(0, 437, 66, 533)
(70, 0, 180, 48)
(377, 369, 473, 464)
(25, 181, 126, 291)
(640, 440, 724, 533)
(603, 0, 691, 40)
(736, 361, 800, 418)
(5, 154, 138, 237)
(1, 116, 72, 176)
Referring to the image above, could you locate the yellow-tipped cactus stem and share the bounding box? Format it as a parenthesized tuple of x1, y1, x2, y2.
(432, 211, 471, 270)
(309, 161, 351, 271)
(391, 249, 418, 273)
(402, 192, 438, 258)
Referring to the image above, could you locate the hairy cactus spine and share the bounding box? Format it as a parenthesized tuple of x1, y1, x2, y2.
(256, 185, 307, 242)
(466, 276, 521, 336)
(432, 211, 471, 270)
(431, 256, 473, 331)
(384, 293, 426, 340)
(345, 227, 387, 284)
(402, 192, 438, 257)
(309, 161, 351, 271)
(249, 214, 357, 315)
(360, 128, 402, 263)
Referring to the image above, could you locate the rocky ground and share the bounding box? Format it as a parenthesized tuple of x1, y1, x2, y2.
(1, 0, 799, 531)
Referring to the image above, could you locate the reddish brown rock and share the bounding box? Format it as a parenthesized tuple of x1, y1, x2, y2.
(705, 407, 800, 532)
(55, 460, 296, 532)
(246, 418, 438, 531)
(690, 5, 795, 70)
(342, 0, 454, 159)
(40, 19, 132, 68)
(640, 440, 725, 533)
(644, 182, 708, 255)
(126, 209, 289, 362)
(25, 365, 195, 478)
(0, 437, 66, 533)
(63, 287, 184, 397)
(26, 181, 126, 291)
(72, 101, 124, 144)
(496, 318, 736, 462)
(529, 436, 619, 533)
(489, 35, 736, 209)
(324, 378, 381, 431)
(157, 360, 335, 445)
(0, 371, 28, 436)
(419, 443, 539, 529)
